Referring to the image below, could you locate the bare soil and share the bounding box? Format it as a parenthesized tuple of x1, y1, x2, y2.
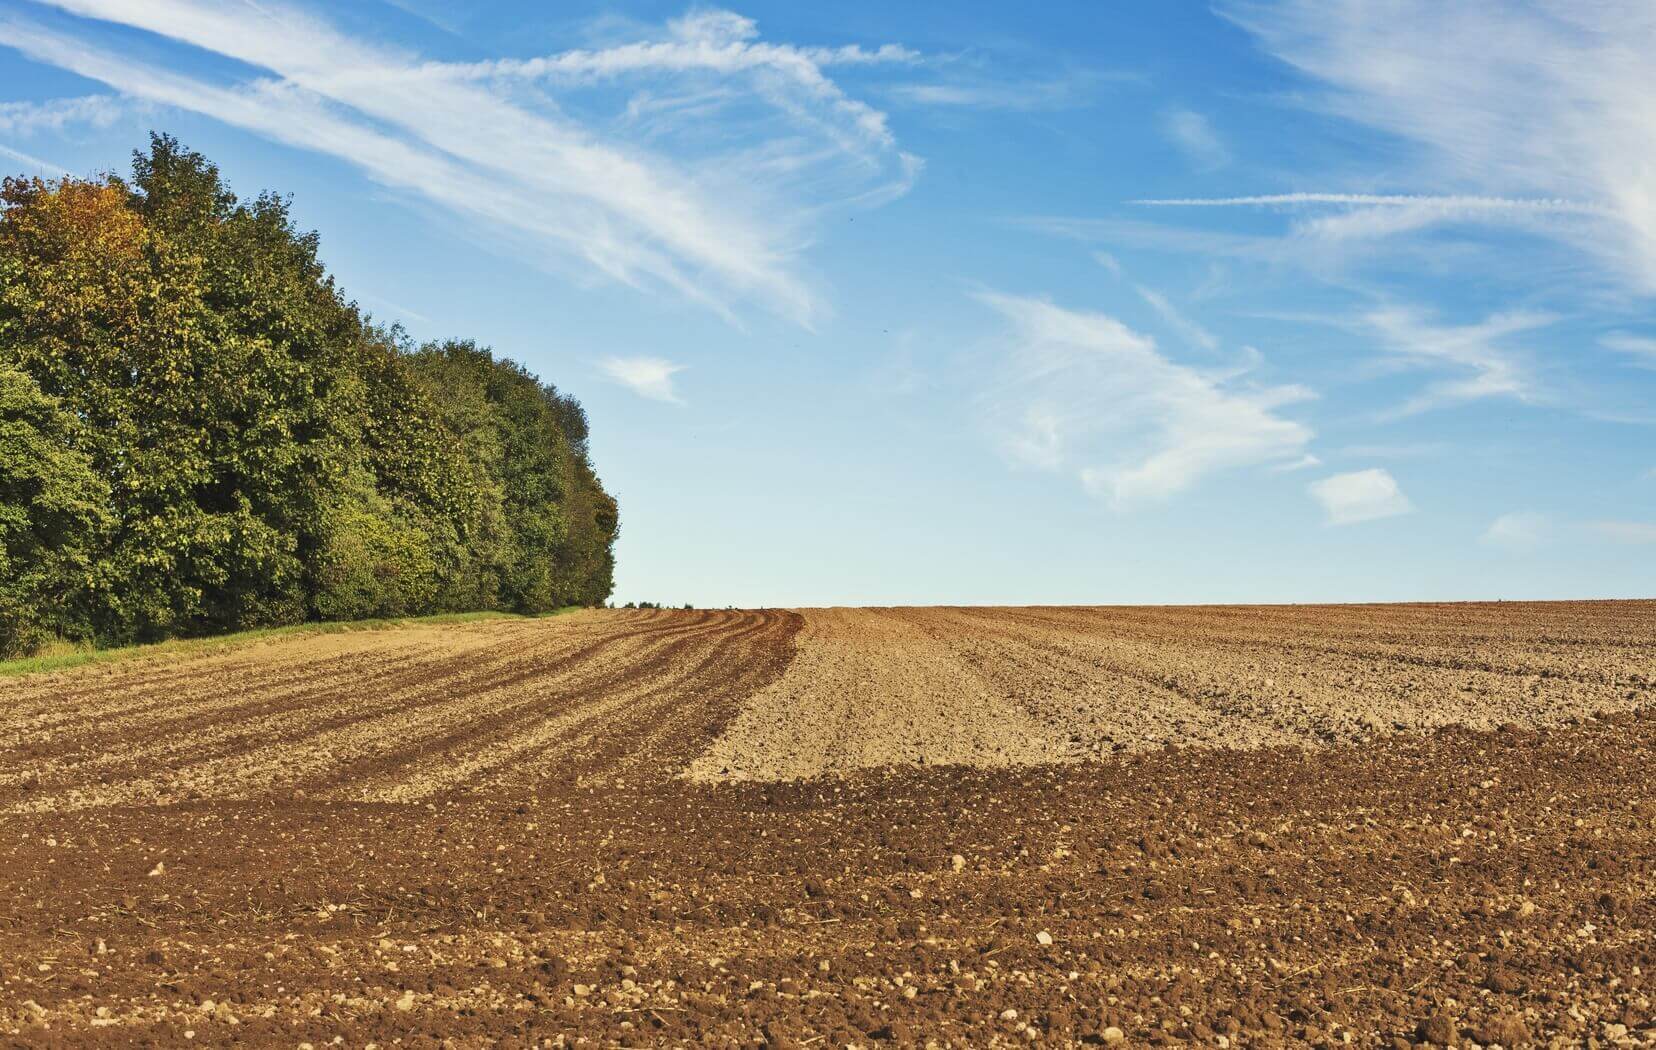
(2, 602, 1653, 1047)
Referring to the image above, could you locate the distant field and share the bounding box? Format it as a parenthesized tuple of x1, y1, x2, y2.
(3, 603, 1653, 1045)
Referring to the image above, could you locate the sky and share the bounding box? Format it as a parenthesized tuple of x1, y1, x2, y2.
(2, 0, 1654, 606)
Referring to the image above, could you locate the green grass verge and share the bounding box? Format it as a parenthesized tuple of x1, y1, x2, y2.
(0, 607, 587, 680)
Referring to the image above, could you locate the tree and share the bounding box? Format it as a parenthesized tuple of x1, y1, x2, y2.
(410, 341, 619, 612)
(0, 135, 618, 655)
(0, 366, 111, 655)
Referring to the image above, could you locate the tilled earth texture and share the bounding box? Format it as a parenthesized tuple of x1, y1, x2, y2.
(3, 603, 1654, 1049)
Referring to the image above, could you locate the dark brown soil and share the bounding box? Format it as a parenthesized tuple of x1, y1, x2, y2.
(2, 605, 1652, 1047)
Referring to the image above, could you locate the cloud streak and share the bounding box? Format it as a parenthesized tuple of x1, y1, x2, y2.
(1160, 108, 1230, 170)
(0, 141, 68, 174)
(979, 292, 1314, 506)
(1220, 0, 1656, 292)
(1480, 511, 1549, 552)
(1, 2, 919, 324)
(1601, 332, 1656, 369)
(0, 93, 122, 135)
(1135, 193, 1609, 245)
(1134, 284, 1219, 352)
(427, 10, 917, 157)
(1361, 307, 1554, 416)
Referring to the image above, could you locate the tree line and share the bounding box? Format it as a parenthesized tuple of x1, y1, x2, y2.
(0, 135, 617, 657)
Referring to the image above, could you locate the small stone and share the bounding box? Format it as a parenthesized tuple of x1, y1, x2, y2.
(147, 862, 165, 877)
(1036, 931, 1054, 946)
(394, 990, 415, 1012)
(950, 854, 967, 873)
(1101, 1026, 1126, 1045)
(1001, 1008, 1019, 1022)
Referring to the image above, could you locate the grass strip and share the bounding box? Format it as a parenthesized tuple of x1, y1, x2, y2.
(0, 607, 586, 679)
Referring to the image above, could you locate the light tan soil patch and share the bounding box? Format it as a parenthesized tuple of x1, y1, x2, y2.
(688, 607, 1071, 781)
(692, 601, 1656, 781)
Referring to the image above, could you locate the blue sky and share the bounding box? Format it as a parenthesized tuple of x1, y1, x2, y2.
(2, 0, 1654, 605)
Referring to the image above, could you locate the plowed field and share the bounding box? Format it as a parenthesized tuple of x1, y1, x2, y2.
(3, 603, 1653, 1047)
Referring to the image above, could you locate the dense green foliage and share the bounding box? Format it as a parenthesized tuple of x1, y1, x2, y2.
(0, 135, 617, 656)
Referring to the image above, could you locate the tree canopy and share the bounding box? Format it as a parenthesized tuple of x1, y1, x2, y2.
(0, 134, 617, 656)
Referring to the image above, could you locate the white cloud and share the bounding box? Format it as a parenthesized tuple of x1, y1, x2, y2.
(979, 293, 1314, 506)
(1134, 284, 1218, 352)
(0, 142, 67, 175)
(1160, 108, 1230, 170)
(1135, 193, 1606, 245)
(432, 10, 917, 156)
(1361, 307, 1553, 416)
(1, 2, 919, 324)
(471, 10, 919, 76)
(1480, 511, 1549, 552)
(1137, 192, 1602, 214)
(0, 94, 121, 135)
(1602, 332, 1656, 368)
(1307, 468, 1412, 525)
(1588, 520, 1656, 544)
(1092, 251, 1123, 277)
(1219, 1, 1656, 293)
(1271, 453, 1321, 473)
(883, 72, 1107, 112)
(598, 356, 686, 403)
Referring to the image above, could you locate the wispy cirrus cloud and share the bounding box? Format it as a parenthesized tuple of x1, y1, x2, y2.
(0, 141, 67, 175)
(0, 93, 122, 135)
(0, 2, 920, 325)
(1134, 284, 1219, 352)
(1480, 511, 1550, 552)
(1160, 108, 1230, 170)
(1218, 1, 1656, 293)
(1307, 468, 1412, 525)
(1135, 192, 1608, 245)
(1361, 307, 1555, 416)
(425, 9, 918, 159)
(598, 356, 687, 403)
(882, 73, 1107, 112)
(979, 292, 1313, 506)
(1601, 332, 1656, 369)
